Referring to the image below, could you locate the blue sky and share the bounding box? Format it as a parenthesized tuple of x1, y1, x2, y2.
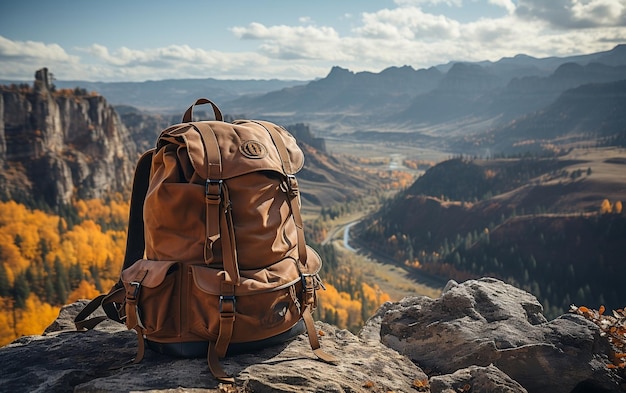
(1, 0, 625, 82)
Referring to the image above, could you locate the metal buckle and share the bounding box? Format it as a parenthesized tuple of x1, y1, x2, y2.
(286, 174, 299, 196)
(205, 179, 223, 198)
(301, 273, 326, 291)
(128, 281, 142, 299)
(219, 295, 236, 313)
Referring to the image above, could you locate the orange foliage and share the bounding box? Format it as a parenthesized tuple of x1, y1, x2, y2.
(0, 200, 129, 345)
(0, 294, 60, 346)
(601, 199, 612, 214)
(74, 196, 129, 226)
(67, 280, 102, 303)
(318, 282, 391, 330)
(571, 304, 626, 370)
(319, 284, 361, 328)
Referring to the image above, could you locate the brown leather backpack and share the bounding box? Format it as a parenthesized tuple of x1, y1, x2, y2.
(75, 98, 337, 381)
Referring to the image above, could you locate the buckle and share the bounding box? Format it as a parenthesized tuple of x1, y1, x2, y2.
(301, 273, 326, 291)
(205, 179, 223, 199)
(219, 295, 236, 313)
(129, 281, 141, 299)
(286, 174, 299, 196)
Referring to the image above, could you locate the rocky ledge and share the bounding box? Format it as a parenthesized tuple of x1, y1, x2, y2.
(0, 277, 624, 392)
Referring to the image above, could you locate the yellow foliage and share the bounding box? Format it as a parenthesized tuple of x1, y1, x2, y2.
(600, 199, 612, 214)
(614, 201, 623, 214)
(319, 284, 361, 328)
(0, 298, 15, 346)
(0, 200, 129, 346)
(0, 294, 60, 346)
(15, 293, 60, 337)
(318, 282, 391, 330)
(67, 280, 102, 303)
(75, 198, 129, 226)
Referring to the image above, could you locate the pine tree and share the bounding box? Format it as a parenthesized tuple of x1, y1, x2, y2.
(0, 263, 10, 297)
(12, 273, 30, 309)
(53, 257, 69, 304)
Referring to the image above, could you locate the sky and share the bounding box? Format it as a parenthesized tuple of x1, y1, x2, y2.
(1, 0, 625, 82)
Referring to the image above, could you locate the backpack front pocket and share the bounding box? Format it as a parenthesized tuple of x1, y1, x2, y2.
(121, 259, 181, 339)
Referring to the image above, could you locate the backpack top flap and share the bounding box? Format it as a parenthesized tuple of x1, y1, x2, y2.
(157, 120, 304, 182)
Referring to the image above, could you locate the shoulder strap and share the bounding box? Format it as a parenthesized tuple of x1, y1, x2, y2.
(252, 121, 308, 267)
(74, 149, 154, 330)
(122, 149, 154, 271)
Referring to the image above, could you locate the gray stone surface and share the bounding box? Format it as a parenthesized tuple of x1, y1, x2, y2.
(2, 278, 624, 392)
(379, 277, 623, 393)
(429, 364, 528, 393)
(1, 301, 426, 393)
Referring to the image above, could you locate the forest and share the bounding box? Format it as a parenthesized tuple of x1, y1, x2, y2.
(356, 155, 626, 319)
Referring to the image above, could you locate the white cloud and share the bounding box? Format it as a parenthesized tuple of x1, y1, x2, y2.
(0, 36, 76, 63)
(0, 36, 81, 80)
(356, 7, 461, 40)
(232, 23, 345, 61)
(1, 0, 625, 82)
(488, 0, 516, 15)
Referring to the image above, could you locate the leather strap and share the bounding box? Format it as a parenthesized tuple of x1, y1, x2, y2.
(124, 269, 148, 363)
(252, 121, 308, 267)
(191, 121, 239, 362)
(208, 341, 235, 383)
(302, 306, 339, 365)
(122, 149, 154, 271)
(219, 183, 240, 285)
(182, 98, 223, 122)
(191, 122, 224, 265)
(215, 281, 236, 357)
(74, 294, 108, 330)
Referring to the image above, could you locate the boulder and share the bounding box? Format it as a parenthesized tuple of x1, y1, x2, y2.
(378, 277, 623, 393)
(429, 364, 528, 393)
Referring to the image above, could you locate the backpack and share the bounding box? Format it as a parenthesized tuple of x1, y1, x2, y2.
(75, 98, 337, 382)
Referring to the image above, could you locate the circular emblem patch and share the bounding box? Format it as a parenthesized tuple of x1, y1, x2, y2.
(239, 140, 268, 159)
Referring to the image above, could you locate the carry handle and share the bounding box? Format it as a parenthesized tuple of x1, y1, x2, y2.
(182, 98, 223, 122)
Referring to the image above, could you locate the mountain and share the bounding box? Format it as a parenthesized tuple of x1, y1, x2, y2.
(221, 44, 626, 133)
(0, 77, 307, 114)
(3, 45, 624, 145)
(224, 65, 443, 126)
(0, 68, 137, 209)
(467, 78, 626, 154)
(487, 62, 626, 121)
(393, 62, 505, 125)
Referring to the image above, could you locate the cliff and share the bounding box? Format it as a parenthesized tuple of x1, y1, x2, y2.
(0, 278, 623, 392)
(0, 68, 137, 208)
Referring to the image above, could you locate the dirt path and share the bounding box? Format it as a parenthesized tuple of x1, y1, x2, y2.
(323, 214, 444, 301)
(332, 238, 443, 300)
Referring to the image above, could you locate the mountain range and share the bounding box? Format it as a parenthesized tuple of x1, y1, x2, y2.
(4, 44, 625, 139)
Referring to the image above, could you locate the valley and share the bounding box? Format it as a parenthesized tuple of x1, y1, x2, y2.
(321, 212, 444, 302)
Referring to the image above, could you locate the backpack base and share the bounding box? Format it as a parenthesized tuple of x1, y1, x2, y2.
(146, 319, 306, 358)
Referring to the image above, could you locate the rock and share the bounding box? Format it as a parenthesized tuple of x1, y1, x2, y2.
(379, 277, 623, 393)
(0, 68, 136, 208)
(2, 278, 624, 392)
(0, 300, 427, 393)
(429, 364, 528, 393)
